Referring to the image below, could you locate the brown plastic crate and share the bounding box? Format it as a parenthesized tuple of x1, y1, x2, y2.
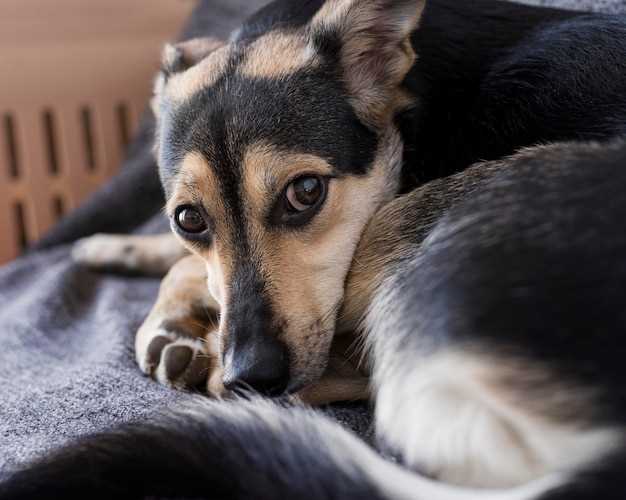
(0, 0, 196, 264)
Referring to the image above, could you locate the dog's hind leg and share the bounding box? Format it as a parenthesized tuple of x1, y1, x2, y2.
(345, 142, 626, 490)
(135, 254, 223, 393)
(72, 232, 187, 275)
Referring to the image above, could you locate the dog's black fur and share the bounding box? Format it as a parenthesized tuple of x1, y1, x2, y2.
(4, 0, 626, 498)
(404, 2, 626, 184)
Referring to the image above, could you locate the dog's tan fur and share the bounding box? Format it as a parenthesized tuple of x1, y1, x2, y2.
(239, 32, 319, 79)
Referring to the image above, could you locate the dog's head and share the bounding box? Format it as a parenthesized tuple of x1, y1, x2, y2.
(153, 0, 425, 395)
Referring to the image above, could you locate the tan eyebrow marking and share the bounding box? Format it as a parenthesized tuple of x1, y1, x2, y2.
(238, 32, 319, 79)
(240, 141, 333, 215)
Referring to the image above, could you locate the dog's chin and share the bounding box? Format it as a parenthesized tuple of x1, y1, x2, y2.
(285, 369, 327, 394)
(285, 358, 331, 396)
(220, 376, 320, 400)
(286, 337, 332, 395)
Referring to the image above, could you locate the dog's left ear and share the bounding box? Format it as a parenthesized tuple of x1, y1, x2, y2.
(152, 37, 225, 119)
(310, 0, 425, 128)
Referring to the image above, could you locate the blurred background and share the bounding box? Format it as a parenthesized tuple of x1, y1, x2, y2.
(0, 0, 197, 265)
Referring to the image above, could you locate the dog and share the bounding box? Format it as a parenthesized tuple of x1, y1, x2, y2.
(4, 0, 626, 498)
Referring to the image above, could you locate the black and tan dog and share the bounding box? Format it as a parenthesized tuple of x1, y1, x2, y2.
(5, 0, 626, 498)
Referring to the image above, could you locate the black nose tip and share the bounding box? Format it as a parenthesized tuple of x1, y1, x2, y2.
(223, 338, 289, 397)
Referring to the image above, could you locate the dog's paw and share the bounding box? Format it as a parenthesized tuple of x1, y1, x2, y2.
(140, 331, 211, 389)
(136, 322, 224, 394)
(72, 234, 142, 270)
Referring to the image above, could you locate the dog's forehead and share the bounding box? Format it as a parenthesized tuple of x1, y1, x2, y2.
(158, 40, 378, 195)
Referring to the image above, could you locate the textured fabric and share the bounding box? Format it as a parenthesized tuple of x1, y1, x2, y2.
(2, 0, 624, 476)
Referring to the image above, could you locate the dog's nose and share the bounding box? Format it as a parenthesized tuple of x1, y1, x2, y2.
(222, 337, 289, 397)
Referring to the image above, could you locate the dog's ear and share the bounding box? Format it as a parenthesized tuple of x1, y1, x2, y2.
(310, 0, 425, 128)
(161, 37, 226, 76)
(152, 37, 225, 119)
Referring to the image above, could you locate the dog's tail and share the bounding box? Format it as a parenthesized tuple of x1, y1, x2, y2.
(0, 397, 597, 500)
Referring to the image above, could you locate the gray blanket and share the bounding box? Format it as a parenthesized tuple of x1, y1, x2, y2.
(1, 0, 624, 477)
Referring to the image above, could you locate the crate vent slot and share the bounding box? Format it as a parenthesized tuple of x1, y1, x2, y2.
(52, 196, 65, 220)
(3, 113, 20, 179)
(116, 102, 131, 151)
(42, 109, 60, 175)
(13, 201, 28, 251)
(80, 106, 96, 171)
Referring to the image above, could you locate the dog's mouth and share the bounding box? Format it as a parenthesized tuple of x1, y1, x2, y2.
(286, 327, 338, 393)
(220, 377, 306, 399)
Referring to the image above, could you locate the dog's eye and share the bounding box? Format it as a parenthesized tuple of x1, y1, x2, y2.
(270, 175, 328, 227)
(285, 176, 325, 212)
(175, 206, 207, 234)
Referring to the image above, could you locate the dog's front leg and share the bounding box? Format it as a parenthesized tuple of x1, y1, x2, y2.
(135, 254, 224, 394)
(72, 232, 187, 275)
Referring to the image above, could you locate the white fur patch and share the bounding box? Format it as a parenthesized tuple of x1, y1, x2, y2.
(374, 351, 621, 488)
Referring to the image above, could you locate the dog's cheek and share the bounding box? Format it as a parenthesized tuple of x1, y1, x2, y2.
(278, 239, 363, 383)
(202, 246, 231, 309)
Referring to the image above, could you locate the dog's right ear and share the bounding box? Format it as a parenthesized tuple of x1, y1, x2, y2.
(152, 37, 225, 119)
(161, 37, 225, 77)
